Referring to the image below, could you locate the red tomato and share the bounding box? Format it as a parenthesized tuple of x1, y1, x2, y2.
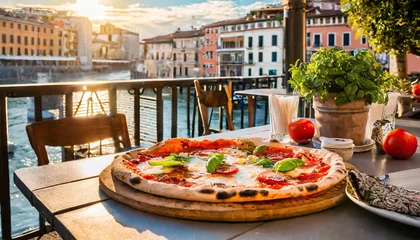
(215, 164, 239, 175)
(288, 119, 315, 144)
(413, 84, 420, 96)
(383, 129, 418, 159)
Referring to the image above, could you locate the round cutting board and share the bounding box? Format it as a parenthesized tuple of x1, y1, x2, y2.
(99, 163, 356, 222)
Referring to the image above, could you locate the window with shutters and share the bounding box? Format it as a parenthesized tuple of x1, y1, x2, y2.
(343, 33, 350, 46)
(248, 36, 253, 48)
(328, 33, 335, 46)
(272, 52, 277, 62)
(258, 36, 263, 47)
(272, 35, 277, 46)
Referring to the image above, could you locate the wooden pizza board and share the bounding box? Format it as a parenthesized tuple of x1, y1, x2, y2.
(99, 163, 356, 222)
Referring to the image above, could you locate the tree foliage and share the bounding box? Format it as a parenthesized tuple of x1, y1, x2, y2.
(341, 0, 420, 56)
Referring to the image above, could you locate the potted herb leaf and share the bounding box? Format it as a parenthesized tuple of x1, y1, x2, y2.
(289, 47, 398, 145)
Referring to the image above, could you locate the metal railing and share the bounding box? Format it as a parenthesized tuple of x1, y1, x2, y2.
(0, 75, 294, 239)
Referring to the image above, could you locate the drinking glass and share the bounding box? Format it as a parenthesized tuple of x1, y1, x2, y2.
(269, 94, 299, 143)
(365, 103, 384, 140)
(382, 92, 400, 129)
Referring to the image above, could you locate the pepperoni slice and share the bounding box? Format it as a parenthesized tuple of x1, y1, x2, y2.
(267, 154, 292, 161)
(215, 164, 239, 175)
(137, 154, 152, 162)
(257, 171, 289, 189)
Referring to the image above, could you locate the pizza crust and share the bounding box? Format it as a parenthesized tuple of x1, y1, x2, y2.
(110, 138, 346, 203)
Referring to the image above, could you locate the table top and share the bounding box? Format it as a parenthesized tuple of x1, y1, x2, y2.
(235, 88, 288, 97)
(14, 121, 420, 240)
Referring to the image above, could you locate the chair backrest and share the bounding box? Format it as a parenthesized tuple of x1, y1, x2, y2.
(26, 113, 131, 166)
(194, 80, 234, 135)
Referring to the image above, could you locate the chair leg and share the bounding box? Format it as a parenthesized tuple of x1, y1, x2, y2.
(39, 215, 47, 235)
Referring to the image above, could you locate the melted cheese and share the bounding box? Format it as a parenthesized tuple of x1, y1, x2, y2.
(135, 148, 320, 188)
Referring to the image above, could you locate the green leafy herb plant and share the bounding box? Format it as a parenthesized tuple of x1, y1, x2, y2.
(288, 47, 399, 105)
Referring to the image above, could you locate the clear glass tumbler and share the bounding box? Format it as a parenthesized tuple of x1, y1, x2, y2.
(269, 94, 299, 143)
(382, 92, 401, 129)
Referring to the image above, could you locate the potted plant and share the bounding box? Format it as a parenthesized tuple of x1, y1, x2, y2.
(289, 47, 398, 145)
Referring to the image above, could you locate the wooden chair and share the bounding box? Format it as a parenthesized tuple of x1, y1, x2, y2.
(26, 113, 131, 166)
(194, 80, 234, 135)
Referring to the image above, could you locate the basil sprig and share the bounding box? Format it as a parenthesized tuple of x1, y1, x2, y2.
(148, 153, 190, 167)
(272, 158, 304, 172)
(252, 145, 267, 155)
(255, 157, 274, 168)
(206, 154, 225, 173)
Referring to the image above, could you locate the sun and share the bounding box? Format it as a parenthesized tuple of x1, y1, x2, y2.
(74, 0, 105, 20)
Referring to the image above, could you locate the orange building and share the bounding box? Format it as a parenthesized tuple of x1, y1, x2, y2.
(0, 15, 64, 57)
(306, 9, 369, 61)
(306, 6, 420, 74)
(200, 25, 219, 77)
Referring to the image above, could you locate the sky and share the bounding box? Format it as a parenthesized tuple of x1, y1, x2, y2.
(0, 0, 281, 39)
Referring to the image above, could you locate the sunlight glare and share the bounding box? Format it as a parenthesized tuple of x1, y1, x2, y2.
(74, 0, 105, 20)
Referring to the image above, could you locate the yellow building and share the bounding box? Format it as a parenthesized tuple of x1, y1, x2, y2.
(0, 15, 64, 57)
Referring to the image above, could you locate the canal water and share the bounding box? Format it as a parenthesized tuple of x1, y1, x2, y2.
(5, 70, 268, 236)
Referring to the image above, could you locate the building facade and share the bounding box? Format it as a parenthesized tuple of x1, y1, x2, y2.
(0, 15, 64, 58)
(172, 29, 204, 78)
(0, 9, 93, 67)
(92, 23, 139, 61)
(143, 29, 204, 79)
(306, 9, 369, 61)
(200, 25, 218, 77)
(305, 4, 420, 73)
(143, 34, 174, 78)
(215, 7, 284, 77)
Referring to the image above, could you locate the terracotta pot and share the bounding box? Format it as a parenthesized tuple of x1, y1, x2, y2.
(313, 95, 370, 146)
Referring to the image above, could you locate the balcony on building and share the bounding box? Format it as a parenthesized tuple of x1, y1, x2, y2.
(217, 36, 244, 51)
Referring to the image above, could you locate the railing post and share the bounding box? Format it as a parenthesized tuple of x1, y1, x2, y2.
(134, 88, 140, 146)
(171, 87, 178, 138)
(34, 96, 43, 122)
(63, 93, 74, 161)
(186, 87, 191, 137)
(65, 93, 73, 118)
(109, 88, 117, 115)
(156, 88, 163, 142)
(0, 92, 11, 240)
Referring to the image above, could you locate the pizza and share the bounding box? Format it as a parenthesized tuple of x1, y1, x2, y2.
(111, 137, 346, 202)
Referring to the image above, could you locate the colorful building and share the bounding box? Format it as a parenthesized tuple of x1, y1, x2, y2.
(143, 34, 174, 78)
(92, 23, 139, 61)
(306, 8, 369, 61)
(200, 25, 218, 77)
(143, 28, 204, 79)
(0, 10, 93, 67)
(172, 29, 205, 78)
(0, 15, 64, 58)
(214, 6, 284, 77)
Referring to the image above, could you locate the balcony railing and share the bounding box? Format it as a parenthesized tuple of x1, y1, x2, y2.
(219, 60, 247, 65)
(0, 75, 311, 239)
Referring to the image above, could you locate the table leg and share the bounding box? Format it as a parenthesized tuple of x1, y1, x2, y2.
(248, 96, 256, 128)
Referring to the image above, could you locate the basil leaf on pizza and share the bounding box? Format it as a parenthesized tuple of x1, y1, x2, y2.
(272, 158, 304, 172)
(252, 145, 267, 155)
(206, 154, 225, 173)
(255, 157, 274, 168)
(148, 153, 190, 167)
(111, 138, 346, 202)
